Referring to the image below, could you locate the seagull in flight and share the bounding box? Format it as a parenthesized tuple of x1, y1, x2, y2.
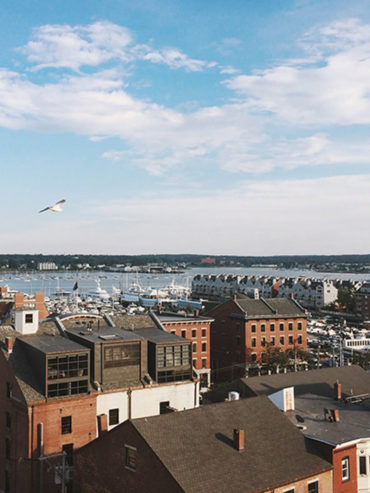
(39, 199, 66, 213)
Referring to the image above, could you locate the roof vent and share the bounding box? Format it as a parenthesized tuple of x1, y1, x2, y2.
(99, 334, 116, 340)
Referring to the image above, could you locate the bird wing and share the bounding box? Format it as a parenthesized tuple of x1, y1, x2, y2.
(55, 199, 66, 205)
(39, 206, 51, 213)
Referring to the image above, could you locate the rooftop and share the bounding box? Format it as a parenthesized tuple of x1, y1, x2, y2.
(65, 326, 145, 344)
(157, 312, 213, 323)
(131, 396, 332, 493)
(19, 334, 88, 354)
(235, 297, 307, 319)
(134, 327, 187, 344)
(240, 365, 370, 398)
(288, 392, 370, 446)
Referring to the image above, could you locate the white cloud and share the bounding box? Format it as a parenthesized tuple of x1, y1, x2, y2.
(2, 18, 370, 177)
(21, 22, 133, 71)
(225, 19, 370, 125)
(20, 22, 216, 73)
(136, 45, 215, 71)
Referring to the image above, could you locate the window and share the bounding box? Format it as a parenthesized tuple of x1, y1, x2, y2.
(202, 342, 207, 353)
(280, 336, 285, 345)
(251, 338, 256, 348)
(261, 352, 266, 363)
(192, 342, 197, 353)
(5, 438, 10, 460)
(47, 353, 88, 380)
(283, 489, 294, 493)
(104, 344, 140, 369)
(202, 358, 207, 369)
(201, 328, 207, 338)
(192, 359, 197, 367)
(261, 337, 266, 347)
(297, 335, 302, 345)
(288, 335, 294, 345)
(271, 336, 275, 346)
(251, 353, 257, 362)
(25, 313, 33, 323)
(181, 330, 186, 338)
(359, 456, 367, 475)
(6, 412, 11, 429)
(192, 329, 197, 338)
(109, 408, 119, 426)
(61, 416, 72, 435)
(251, 324, 256, 333)
(160, 401, 170, 414)
(158, 345, 189, 368)
(125, 445, 137, 471)
(342, 456, 350, 481)
(308, 480, 319, 493)
(298, 322, 302, 330)
(270, 323, 275, 331)
(6, 382, 11, 398)
(279, 323, 284, 331)
(261, 324, 266, 332)
(288, 322, 293, 331)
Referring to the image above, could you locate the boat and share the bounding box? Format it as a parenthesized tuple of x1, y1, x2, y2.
(84, 279, 111, 302)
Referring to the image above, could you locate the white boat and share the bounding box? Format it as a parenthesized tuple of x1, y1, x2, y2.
(85, 279, 111, 302)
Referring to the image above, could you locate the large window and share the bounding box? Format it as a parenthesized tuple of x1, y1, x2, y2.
(104, 343, 140, 369)
(342, 456, 350, 481)
(47, 354, 88, 380)
(157, 345, 190, 368)
(48, 379, 88, 398)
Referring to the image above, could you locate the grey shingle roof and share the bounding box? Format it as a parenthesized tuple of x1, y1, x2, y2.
(132, 396, 332, 493)
(240, 365, 370, 399)
(235, 297, 306, 319)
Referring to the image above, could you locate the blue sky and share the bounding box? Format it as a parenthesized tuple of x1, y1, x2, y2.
(1, 0, 370, 255)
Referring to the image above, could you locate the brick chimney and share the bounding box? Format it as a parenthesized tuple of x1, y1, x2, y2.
(334, 381, 342, 400)
(332, 409, 340, 422)
(5, 337, 13, 354)
(97, 414, 108, 436)
(194, 309, 200, 318)
(233, 428, 245, 452)
(233, 295, 237, 301)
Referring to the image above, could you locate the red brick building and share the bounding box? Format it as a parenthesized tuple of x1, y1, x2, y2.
(155, 312, 213, 388)
(74, 395, 333, 493)
(0, 311, 199, 493)
(209, 296, 308, 380)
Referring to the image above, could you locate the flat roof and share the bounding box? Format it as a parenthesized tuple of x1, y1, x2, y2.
(287, 393, 370, 446)
(66, 326, 145, 344)
(19, 335, 88, 354)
